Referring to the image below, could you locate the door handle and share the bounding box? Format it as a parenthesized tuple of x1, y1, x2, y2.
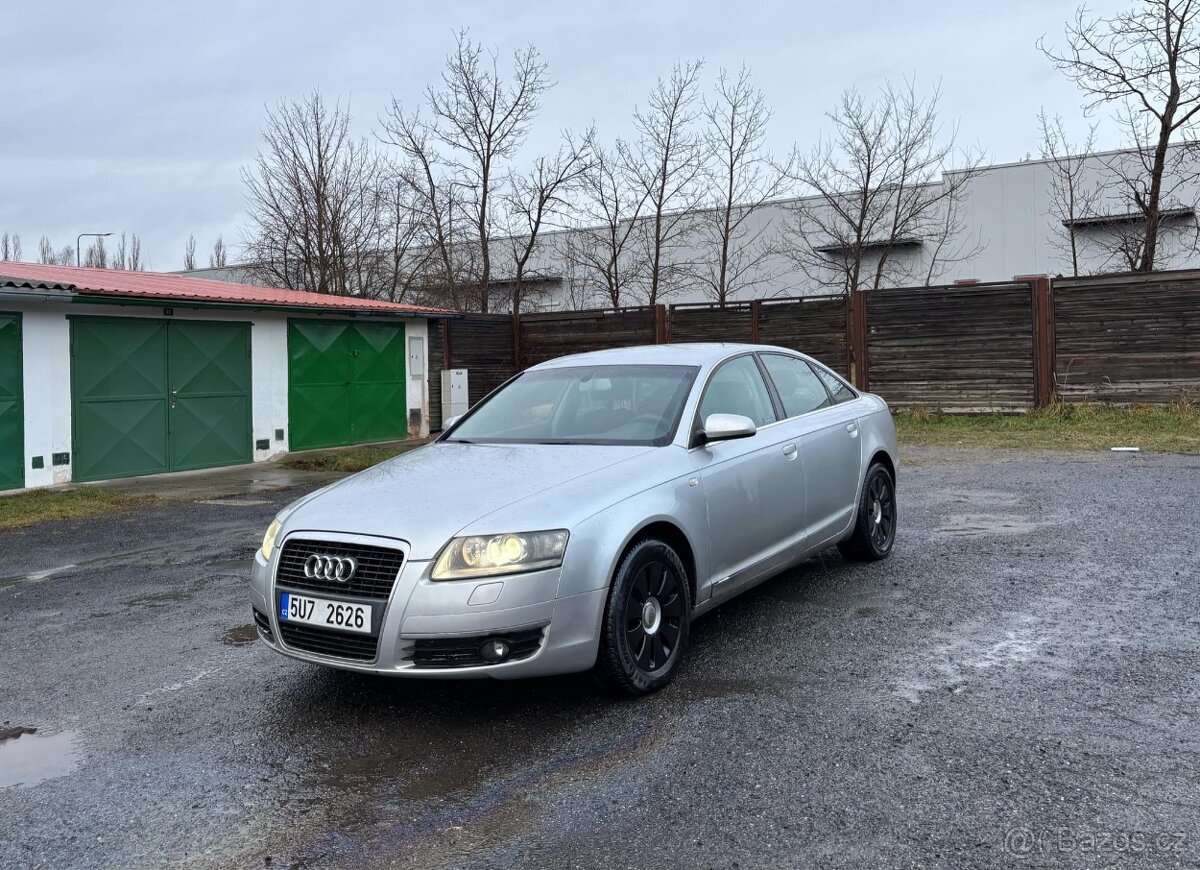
(782, 443, 798, 459)
(170, 387, 178, 409)
(846, 422, 859, 438)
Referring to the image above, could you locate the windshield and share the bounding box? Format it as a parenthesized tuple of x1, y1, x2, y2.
(445, 364, 699, 446)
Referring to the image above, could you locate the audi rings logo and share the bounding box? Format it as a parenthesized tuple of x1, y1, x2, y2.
(303, 553, 358, 583)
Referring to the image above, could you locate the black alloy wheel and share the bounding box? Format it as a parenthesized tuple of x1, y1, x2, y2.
(838, 462, 897, 561)
(596, 538, 692, 695)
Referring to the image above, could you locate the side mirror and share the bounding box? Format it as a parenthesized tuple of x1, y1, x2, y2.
(702, 413, 757, 443)
(442, 415, 462, 431)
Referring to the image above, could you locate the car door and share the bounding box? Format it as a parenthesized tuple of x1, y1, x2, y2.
(759, 354, 862, 546)
(690, 354, 805, 598)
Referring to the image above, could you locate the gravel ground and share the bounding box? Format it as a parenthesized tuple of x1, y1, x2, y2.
(1, 446, 1198, 870)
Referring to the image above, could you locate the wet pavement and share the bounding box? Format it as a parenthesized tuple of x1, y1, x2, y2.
(1, 447, 1199, 869)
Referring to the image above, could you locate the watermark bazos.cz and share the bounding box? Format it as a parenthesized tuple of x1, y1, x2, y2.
(1004, 827, 1188, 858)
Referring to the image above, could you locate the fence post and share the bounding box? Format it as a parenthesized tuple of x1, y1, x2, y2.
(512, 311, 523, 370)
(655, 304, 668, 344)
(750, 299, 761, 343)
(847, 290, 870, 391)
(1024, 275, 1055, 408)
(441, 319, 452, 370)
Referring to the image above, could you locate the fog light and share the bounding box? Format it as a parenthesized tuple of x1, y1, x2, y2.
(479, 639, 511, 663)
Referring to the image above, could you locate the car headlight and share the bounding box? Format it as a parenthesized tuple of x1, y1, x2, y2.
(432, 530, 569, 580)
(260, 518, 282, 562)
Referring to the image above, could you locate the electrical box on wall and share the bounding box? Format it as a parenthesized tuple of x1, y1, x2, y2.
(408, 336, 425, 379)
(441, 369, 468, 424)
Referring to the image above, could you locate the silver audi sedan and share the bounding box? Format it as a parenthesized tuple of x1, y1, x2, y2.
(250, 343, 898, 694)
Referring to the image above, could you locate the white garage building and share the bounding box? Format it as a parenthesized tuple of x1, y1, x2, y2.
(0, 262, 448, 491)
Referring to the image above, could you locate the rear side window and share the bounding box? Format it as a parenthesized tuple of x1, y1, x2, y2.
(760, 353, 831, 417)
(809, 363, 857, 404)
(698, 356, 778, 428)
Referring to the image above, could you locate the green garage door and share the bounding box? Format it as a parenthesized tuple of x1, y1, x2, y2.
(71, 318, 252, 482)
(0, 314, 23, 491)
(288, 321, 407, 450)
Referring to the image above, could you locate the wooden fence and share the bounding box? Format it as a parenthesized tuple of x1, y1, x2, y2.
(1053, 271, 1200, 404)
(428, 269, 1200, 427)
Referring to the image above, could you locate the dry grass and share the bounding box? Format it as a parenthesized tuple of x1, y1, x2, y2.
(0, 488, 159, 531)
(895, 402, 1200, 454)
(278, 440, 427, 474)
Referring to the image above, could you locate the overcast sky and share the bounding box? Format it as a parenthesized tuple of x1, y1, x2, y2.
(1, 0, 1129, 271)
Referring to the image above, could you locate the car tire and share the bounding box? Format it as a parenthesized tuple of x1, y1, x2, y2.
(838, 462, 897, 562)
(595, 537, 692, 696)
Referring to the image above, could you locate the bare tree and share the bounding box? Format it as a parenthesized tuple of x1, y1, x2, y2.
(372, 173, 445, 304)
(0, 233, 20, 262)
(1041, 0, 1200, 271)
(183, 234, 197, 271)
(384, 31, 551, 312)
(780, 82, 982, 295)
(1039, 112, 1101, 275)
(384, 110, 479, 309)
(108, 233, 145, 270)
(693, 66, 792, 305)
(57, 245, 75, 266)
(242, 91, 396, 296)
(38, 236, 54, 264)
(84, 237, 109, 268)
(621, 60, 706, 304)
(210, 236, 227, 268)
(500, 135, 589, 312)
(564, 137, 651, 309)
(113, 233, 129, 270)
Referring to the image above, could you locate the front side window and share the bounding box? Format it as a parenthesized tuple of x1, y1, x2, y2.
(446, 364, 698, 446)
(761, 353, 831, 418)
(698, 355, 778, 428)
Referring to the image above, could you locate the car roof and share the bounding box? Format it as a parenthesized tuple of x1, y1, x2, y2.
(529, 342, 810, 370)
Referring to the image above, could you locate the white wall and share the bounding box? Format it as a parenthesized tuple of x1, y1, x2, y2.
(521, 145, 1200, 308)
(7, 297, 432, 489)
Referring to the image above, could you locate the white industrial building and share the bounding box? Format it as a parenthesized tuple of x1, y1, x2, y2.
(183, 144, 1200, 309)
(0, 262, 447, 491)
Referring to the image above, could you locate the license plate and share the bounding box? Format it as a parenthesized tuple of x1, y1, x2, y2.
(279, 592, 372, 634)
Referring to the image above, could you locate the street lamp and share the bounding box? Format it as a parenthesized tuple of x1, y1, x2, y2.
(77, 232, 113, 267)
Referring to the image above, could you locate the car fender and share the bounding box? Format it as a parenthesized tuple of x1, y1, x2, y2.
(553, 472, 711, 601)
(856, 397, 899, 486)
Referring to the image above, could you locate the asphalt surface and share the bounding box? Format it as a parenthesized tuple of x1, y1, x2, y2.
(1, 447, 1198, 870)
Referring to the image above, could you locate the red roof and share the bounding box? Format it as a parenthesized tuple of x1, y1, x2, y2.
(0, 261, 450, 316)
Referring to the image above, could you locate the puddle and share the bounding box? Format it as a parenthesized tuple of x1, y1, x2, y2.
(679, 677, 770, 701)
(123, 574, 221, 607)
(897, 619, 1048, 702)
(210, 558, 253, 574)
(198, 499, 271, 506)
(0, 729, 80, 788)
(0, 564, 79, 591)
(934, 514, 1044, 537)
(929, 489, 1023, 509)
(221, 624, 259, 646)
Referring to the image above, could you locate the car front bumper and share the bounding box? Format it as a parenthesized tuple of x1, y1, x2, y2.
(249, 531, 606, 679)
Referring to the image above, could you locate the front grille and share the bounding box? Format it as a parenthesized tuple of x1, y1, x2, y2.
(278, 622, 378, 662)
(410, 629, 545, 669)
(275, 539, 404, 600)
(252, 608, 273, 642)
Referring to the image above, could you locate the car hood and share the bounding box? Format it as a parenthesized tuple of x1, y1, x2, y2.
(278, 442, 655, 559)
